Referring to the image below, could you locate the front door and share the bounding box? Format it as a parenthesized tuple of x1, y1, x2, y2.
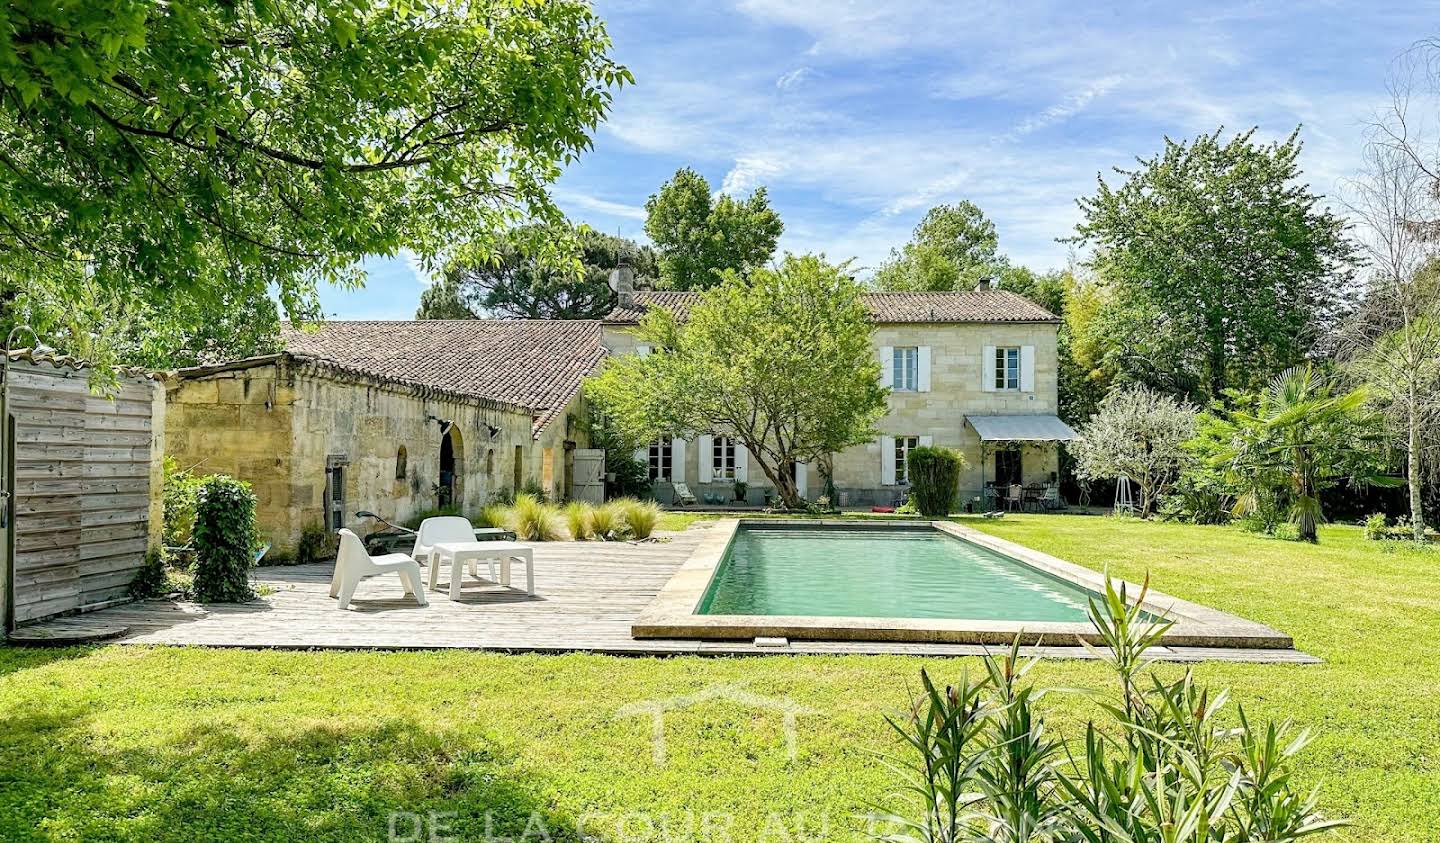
(995, 446, 1022, 487)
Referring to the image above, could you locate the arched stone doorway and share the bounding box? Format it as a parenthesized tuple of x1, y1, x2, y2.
(438, 425, 463, 509)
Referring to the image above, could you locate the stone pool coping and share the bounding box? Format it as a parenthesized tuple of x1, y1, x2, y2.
(631, 518, 1296, 650)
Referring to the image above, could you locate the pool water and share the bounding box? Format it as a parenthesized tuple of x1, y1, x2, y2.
(696, 526, 1099, 622)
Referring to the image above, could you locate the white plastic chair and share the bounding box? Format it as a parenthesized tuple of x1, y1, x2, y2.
(329, 529, 428, 610)
(415, 515, 494, 588)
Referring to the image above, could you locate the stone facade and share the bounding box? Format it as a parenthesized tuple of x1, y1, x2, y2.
(166, 358, 585, 555)
(601, 320, 1063, 509)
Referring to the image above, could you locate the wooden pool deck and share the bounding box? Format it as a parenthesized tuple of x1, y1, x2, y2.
(13, 522, 1317, 663)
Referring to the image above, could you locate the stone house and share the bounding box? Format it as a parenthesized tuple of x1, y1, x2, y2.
(166, 320, 601, 555)
(601, 283, 1076, 509)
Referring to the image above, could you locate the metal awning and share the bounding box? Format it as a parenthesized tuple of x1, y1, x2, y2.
(966, 414, 1078, 442)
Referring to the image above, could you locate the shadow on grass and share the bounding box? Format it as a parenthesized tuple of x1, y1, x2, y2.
(0, 705, 591, 842)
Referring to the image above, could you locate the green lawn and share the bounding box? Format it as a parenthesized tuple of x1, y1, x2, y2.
(2, 516, 1436, 841)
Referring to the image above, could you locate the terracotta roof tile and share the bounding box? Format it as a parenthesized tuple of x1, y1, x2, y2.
(277, 320, 603, 435)
(603, 290, 1059, 324)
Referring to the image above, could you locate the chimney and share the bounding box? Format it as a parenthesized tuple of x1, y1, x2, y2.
(610, 259, 635, 308)
(974, 276, 995, 292)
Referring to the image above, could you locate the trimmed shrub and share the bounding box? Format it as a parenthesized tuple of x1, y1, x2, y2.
(191, 474, 258, 603)
(564, 501, 594, 540)
(511, 493, 563, 541)
(590, 501, 625, 540)
(906, 446, 964, 517)
(622, 498, 661, 539)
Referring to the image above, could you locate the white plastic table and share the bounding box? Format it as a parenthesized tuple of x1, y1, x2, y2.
(431, 540, 535, 601)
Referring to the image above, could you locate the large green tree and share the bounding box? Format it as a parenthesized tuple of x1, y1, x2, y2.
(1070, 129, 1355, 402)
(417, 224, 657, 320)
(586, 254, 887, 508)
(0, 0, 628, 364)
(873, 201, 1000, 291)
(642, 168, 783, 290)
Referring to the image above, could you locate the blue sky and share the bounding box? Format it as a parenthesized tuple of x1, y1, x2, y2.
(323, 0, 1439, 319)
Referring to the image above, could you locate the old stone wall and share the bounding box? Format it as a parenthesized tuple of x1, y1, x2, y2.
(168, 360, 587, 555)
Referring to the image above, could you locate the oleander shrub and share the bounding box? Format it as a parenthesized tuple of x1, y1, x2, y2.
(511, 493, 563, 541)
(876, 577, 1342, 842)
(906, 446, 964, 517)
(564, 501, 595, 540)
(621, 497, 661, 539)
(191, 474, 258, 603)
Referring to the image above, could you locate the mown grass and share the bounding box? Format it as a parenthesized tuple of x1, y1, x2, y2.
(1, 516, 1436, 841)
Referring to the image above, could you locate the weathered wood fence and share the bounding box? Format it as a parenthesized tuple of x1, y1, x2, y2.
(5, 355, 163, 625)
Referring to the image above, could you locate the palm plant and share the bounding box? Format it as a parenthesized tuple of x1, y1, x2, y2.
(1211, 364, 1391, 542)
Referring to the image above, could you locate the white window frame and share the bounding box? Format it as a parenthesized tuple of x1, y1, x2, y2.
(894, 436, 920, 485)
(647, 438, 673, 481)
(995, 346, 1021, 391)
(892, 346, 919, 392)
(712, 436, 737, 480)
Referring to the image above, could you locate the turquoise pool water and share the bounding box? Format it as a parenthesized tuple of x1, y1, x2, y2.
(696, 526, 1098, 622)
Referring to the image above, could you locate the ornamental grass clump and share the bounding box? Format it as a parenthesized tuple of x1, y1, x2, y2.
(564, 501, 595, 540)
(905, 446, 964, 517)
(191, 474, 258, 603)
(510, 493, 563, 541)
(621, 497, 661, 539)
(875, 576, 1343, 842)
(589, 501, 626, 540)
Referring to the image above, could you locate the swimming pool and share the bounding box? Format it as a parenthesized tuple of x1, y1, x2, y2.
(631, 518, 1294, 651)
(697, 524, 1099, 622)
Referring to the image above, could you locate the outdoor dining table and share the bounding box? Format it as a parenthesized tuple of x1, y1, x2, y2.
(430, 540, 535, 601)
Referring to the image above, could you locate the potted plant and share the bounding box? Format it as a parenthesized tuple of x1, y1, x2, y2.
(733, 480, 748, 503)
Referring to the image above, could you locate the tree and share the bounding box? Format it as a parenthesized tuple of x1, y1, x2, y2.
(1070, 129, 1356, 402)
(0, 0, 628, 363)
(585, 254, 888, 508)
(1071, 385, 1197, 517)
(418, 224, 657, 320)
(1341, 51, 1440, 542)
(1208, 365, 1391, 543)
(873, 201, 1000, 291)
(642, 168, 783, 290)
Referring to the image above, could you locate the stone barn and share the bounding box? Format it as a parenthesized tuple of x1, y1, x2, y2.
(165, 320, 603, 557)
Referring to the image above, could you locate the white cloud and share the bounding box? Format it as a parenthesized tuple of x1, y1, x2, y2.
(553, 188, 648, 221)
(720, 156, 786, 196)
(775, 66, 813, 90)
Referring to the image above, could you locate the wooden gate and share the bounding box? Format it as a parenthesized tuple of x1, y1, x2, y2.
(569, 448, 605, 504)
(5, 358, 158, 625)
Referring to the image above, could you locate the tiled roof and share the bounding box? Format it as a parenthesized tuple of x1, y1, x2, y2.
(275, 320, 604, 435)
(603, 290, 1060, 324)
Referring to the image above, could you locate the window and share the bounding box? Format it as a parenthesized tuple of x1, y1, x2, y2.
(994, 346, 1021, 391)
(325, 455, 348, 530)
(892, 346, 919, 391)
(648, 438, 674, 481)
(712, 436, 737, 480)
(894, 436, 920, 484)
(394, 445, 408, 481)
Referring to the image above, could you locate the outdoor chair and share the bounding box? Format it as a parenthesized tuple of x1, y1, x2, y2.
(1005, 484, 1025, 512)
(415, 515, 496, 585)
(330, 529, 428, 610)
(672, 482, 698, 507)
